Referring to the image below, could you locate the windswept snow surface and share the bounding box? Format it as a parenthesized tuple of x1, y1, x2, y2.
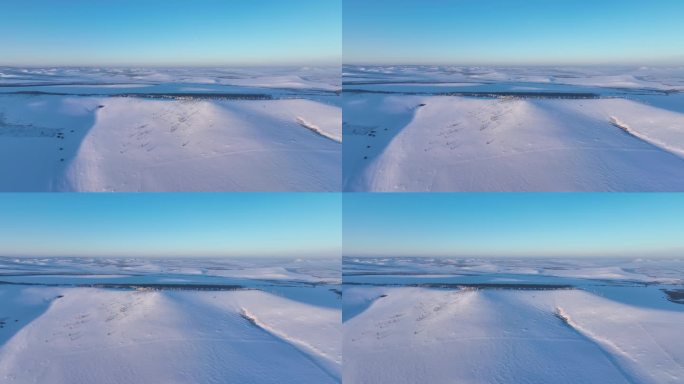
(0, 257, 341, 384)
(0, 67, 341, 191)
(343, 257, 684, 384)
(343, 66, 684, 191)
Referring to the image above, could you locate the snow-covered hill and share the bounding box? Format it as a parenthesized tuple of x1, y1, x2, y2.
(0, 67, 341, 191)
(0, 257, 341, 383)
(343, 66, 684, 191)
(343, 257, 684, 384)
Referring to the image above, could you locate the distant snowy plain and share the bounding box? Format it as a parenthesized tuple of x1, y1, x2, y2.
(0, 257, 341, 384)
(0, 67, 341, 191)
(343, 66, 684, 191)
(343, 257, 684, 384)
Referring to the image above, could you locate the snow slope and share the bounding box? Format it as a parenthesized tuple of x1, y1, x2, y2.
(344, 287, 684, 384)
(0, 95, 340, 191)
(343, 257, 684, 384)
(0, 67, 341, 192)
(0, 257, 341, 384)
(0, 287, 340, 384)
(343, 66, 684, 192)
(344, 95, 684, 191)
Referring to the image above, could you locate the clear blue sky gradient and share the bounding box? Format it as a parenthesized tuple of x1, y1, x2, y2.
(0, 0, 341, 66)
(344, 0, 684, 65)
(0, 193, 341, 258)
(344, 193, 684, 258)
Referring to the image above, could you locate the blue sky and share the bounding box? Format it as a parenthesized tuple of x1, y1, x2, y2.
(344, 0, 684, 65)
(0, 193, 341, 258)
(344, 193, 684, 258)
(0, 0, 340, 66)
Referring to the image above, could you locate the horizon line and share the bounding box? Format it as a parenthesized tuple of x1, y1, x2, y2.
(0, 254, 340, 259)
(342, 254, 684, 259)
(0, 63, 342, 69)
(342, 62, 684, 68)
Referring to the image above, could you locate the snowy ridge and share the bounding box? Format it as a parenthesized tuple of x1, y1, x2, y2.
(555, 306, 634, 361)
(296, 117, 342, 143)
(240, 307, 341, 381)
(610, 116, 684, 158)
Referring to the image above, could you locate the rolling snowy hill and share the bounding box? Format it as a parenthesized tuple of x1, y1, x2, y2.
(0, 67, 341, 192)
(343, 66, 684, 191)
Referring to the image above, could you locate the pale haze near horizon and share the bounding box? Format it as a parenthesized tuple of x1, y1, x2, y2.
(0, 0, 341, 67)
